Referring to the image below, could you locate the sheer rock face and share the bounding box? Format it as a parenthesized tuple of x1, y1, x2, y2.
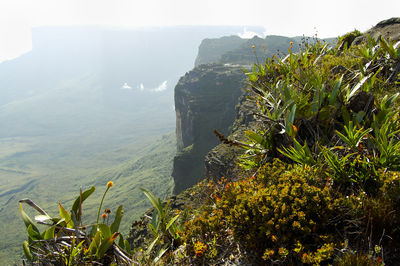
(353, 17, 400, 45)
(173, 64, 245, 193)
(204, 91, 258, 181)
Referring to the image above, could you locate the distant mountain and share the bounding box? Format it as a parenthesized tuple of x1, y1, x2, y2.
(195, 35, 337, 66)
(194, 35, 247, 66)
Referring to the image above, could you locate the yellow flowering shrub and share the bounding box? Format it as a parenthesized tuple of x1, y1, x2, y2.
(182, 204, 225, 259)
(193, 241, 207, 257)
(215, 160, 340, 263)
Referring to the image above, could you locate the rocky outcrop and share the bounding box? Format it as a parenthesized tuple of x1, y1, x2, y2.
(353, 17, 400, 45)
(194, 36, 247, 67)
(204, 91, 258, 181)
(173, 64, 246, 193)
(195, 35, 302, 66)
(219, 35, 301, 65)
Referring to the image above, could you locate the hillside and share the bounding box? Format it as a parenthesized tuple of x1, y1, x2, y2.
(1, 133, 176, 264)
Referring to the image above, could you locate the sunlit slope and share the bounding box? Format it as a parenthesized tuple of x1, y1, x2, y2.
(0, 132, 175, 264)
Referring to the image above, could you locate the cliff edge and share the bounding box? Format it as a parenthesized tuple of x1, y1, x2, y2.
(173, 64, 245, 193)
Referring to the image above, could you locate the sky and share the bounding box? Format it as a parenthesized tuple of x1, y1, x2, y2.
(0, 0, 399, 62)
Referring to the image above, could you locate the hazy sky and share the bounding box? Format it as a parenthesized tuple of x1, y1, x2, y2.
(0, 0, 399, 62)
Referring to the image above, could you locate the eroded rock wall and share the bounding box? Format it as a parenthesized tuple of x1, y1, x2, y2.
(173, 64, 246, 193)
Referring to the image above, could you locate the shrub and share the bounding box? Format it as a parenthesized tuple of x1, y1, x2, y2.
(216, 160, 342, 264)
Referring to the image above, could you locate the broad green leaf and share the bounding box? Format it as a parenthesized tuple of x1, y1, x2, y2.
(154, 247, 169, 263)
(118, 234, 125, 249)
(341, 106, 350, 125)
(151, 208, 159, 232)
(329, 75, 343, 105)
(149, 223, 158, 237)
(354, 111, 366, 124)
(347, 74, 371, 101)
(166, 214, 180, 231)
(97, 232, 119, 259)
(110, 205, 124, 233)
(19, 203, 39, 233)
(43, 225, 56, 240)
(22, 241, 33, 261)
(287, 104, 297, 124)
(71, 186, 95, 220)
(140, 188, 163, 220)
(384, 93, 399, 109)
(27, 224, 42, 240)
(124, 240, 132, 255)
(59, 203, 74, 229)
(318, 106, 336, 123)
(380, 37, 397, 59)
(88, 230, 101, 255)
(145, 235, 160, 255)
(90, 224, 98, 238)
(245, 131, 267, 147)
(285, 104, 297, 138)
(98, 223, 111, 239)
(248, 73, 258, 82)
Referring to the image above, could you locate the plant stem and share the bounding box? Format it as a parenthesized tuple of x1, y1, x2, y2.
(96, 187, 110, 225)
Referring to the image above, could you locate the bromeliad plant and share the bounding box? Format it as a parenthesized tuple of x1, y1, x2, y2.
(140, 188, 181, 263)
(19, 181, 134, 265)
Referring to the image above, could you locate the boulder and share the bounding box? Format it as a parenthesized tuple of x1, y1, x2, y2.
(353, 17, 400, 45)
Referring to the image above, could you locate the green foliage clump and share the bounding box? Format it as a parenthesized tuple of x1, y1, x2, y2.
(138, 188, 182, 264)
(241, 32, 400, 194)
(337, 29, 362, 50)
(217, 161, 339, 264)
(19, 182, 134, 265)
